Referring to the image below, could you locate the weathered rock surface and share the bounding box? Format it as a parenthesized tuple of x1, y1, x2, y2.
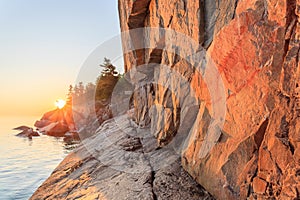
(35, 102, 112, 140)
(14, 126, 39, 138)
(30, 115, 213, 200)
(13, 125, 34, 131)
(35, 105, 76, 137)
(118, 0, 300, 199)
(31, 0, 299, 199)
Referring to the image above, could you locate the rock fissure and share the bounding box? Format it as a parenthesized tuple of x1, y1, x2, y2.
(167, 15, 173, 28)
(254, 118, 269, 149)
(150, 170, 158, 200)
(262, 0, 268, 19)
(232, 0, 239, 19)
(128, 0, 151, 29)
(267, 148, 283, 175)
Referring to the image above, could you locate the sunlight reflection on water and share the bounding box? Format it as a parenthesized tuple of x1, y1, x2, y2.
(0, 116, 77, 200)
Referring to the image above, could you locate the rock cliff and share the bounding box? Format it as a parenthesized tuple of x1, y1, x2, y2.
(31, 0, 299, 199)
(118, 0, 300, 199)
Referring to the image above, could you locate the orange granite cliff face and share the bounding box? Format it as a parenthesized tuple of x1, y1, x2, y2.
(30, 1, 299, 199)
(118, 0, 300, 199)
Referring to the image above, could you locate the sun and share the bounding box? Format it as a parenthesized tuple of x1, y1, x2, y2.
(55, 99, 66, 109)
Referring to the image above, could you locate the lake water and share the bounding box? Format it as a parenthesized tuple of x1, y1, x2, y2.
(0, 116, 76, 200)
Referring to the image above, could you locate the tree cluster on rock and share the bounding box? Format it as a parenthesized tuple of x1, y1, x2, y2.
(95, 57, 120, 102)
(67, 58, 120, 106)
(30, 58, 121, 142)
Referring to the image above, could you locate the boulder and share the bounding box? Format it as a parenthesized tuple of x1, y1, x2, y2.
(34, 119, 52, 128)
(15, 127, 39, 139)
(13, 125, 32, 131)
(44, 122, 69, 137)
(63, 131, 80, 143)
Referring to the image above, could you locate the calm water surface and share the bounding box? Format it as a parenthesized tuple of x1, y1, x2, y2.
(0, 116, 77, 200)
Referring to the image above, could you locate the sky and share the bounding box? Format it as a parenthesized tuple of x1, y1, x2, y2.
(0, 0, 123, 117)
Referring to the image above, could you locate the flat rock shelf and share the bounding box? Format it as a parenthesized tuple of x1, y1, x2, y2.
(30, 115, 213, 200)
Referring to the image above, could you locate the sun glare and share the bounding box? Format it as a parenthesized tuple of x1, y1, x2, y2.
(55, 99, 66, 109)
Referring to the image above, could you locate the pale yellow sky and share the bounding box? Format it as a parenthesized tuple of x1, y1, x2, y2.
(0, 0, 121, 117)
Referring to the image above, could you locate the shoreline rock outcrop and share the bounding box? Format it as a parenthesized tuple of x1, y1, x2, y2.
(14, 126, 39, 139)
(30, 115, 213, 200)
(34, 102, 112, 141)
(34, 105, 76, 138)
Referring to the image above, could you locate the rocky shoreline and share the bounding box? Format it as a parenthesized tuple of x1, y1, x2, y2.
(15, 101, 112, 143)
(30, 115, 213, 200)
(30, 0, 300, 199)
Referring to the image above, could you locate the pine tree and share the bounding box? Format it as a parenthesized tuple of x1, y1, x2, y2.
(95, 58, 120, 102)
(67, 85, 73, 104)
(100, 57, 119, 77)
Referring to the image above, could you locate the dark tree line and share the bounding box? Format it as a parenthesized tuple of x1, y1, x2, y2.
(67, 58, 120, 106)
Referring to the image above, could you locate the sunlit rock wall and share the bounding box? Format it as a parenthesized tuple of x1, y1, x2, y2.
(118, 0, 300, 199)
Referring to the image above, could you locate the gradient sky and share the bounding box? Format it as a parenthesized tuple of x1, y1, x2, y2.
(0, 0, 122, 116)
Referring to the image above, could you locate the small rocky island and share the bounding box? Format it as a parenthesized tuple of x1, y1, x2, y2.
(34, 105, 80, 140)
(14, 126, 39, 139)
(14, 105, 81, 141)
